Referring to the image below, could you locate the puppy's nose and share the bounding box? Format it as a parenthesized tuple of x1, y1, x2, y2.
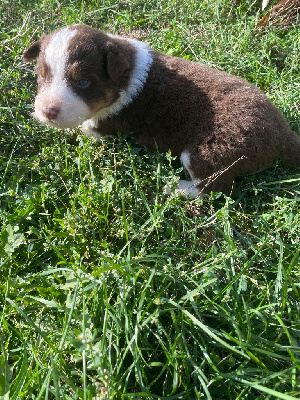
(42, 106, 60, 120)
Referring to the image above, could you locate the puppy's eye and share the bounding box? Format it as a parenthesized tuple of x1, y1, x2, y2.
(77, 79, 90, 87)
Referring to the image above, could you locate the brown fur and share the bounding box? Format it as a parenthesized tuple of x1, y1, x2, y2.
(89, 50, 300, 194)
(258, 0, 300, 27)
(23, 25, 300, 195)
(66, 27, 136, 108)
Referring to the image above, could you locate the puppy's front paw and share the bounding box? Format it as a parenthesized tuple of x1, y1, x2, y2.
(164, 184, 172, 196)
(164, 180, 201, 199)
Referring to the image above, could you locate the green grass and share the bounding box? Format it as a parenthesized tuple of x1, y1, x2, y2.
(1, 0, 300, 398)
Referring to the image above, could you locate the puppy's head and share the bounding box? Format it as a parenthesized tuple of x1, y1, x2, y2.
(23, 25, 135, 128)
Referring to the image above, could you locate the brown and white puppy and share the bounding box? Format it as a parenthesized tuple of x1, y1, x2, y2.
(23, 24, 300, 197)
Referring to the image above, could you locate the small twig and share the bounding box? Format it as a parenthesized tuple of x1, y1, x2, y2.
(187, 155, 247, 196)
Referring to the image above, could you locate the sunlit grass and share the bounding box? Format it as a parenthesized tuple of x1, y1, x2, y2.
(0, 0, 299, 398)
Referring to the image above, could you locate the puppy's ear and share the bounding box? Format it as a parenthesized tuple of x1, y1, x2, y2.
(106, 40, 132, 82)
(23, 40, 41, 62)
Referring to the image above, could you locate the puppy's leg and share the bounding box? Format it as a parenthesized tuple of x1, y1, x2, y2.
(181, 149, 239, 196)
(164, 150, 235, 198)
(164, 179, 201, 199)
(164, 151, 201, 199)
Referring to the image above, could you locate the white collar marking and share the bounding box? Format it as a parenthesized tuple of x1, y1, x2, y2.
(83, 37, 153, 130)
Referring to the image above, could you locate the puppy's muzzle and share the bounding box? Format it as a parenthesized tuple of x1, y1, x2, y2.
(42, 106, 60, 121)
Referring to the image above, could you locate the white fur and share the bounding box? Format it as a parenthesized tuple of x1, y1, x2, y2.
(164, 151, 201, 199)
(180, 151, 195, 180)
(262, 0, 270, 10)
(33, 27, 91, 128)
(45, 28, 76, 85)
(81, 37, 153, 135)
(164, 180, 200, 199)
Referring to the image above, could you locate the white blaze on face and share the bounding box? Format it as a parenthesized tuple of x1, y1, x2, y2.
(33, 27, 91, 129)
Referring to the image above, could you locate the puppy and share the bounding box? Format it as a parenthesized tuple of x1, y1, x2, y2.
(23, 24, 300, 197)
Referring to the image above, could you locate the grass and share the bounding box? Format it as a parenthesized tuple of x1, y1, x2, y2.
(0, 0, 300, 398)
